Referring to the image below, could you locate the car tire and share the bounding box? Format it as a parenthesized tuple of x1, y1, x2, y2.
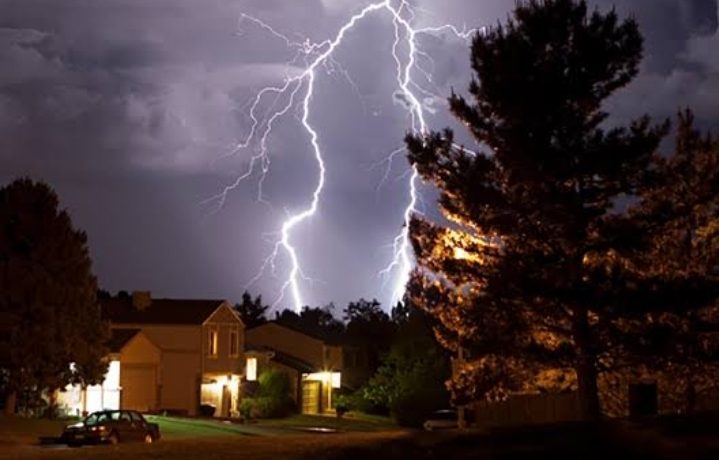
(107, 432, 119, 445)
(143, 433, 154, 444)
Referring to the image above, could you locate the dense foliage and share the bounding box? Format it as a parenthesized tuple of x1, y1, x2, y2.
(0, 178, 108, 415)
(405, 0, 719, 420)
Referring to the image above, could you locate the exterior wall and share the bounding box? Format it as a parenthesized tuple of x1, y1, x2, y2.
(160, 351, 201, 415)
(113, 325, 202, 415)
(246, 323, 325, 369)
(202, 303, 244, 376)
(119, 333, 161, 412)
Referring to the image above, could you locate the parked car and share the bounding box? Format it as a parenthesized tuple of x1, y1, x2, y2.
(61, 410, 160, 446)
(423, 409, 458, 431)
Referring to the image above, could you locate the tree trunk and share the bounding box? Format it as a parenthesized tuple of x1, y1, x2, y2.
(4, 390, 17, 416)
(685, 375, 696, 414)
(573, 305, 601, 421)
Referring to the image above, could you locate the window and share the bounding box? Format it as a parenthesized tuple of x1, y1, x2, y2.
(229, 327, 239, 357)
(208, 327, 218, 357)
(129, 411, 145, 424)
(246, 357, 257, 381)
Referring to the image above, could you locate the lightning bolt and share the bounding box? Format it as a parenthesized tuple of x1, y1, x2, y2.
(207, 1, 476, 311)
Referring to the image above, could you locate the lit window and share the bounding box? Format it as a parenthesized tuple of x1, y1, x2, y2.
(246, 357, 257, 381)
(208, 327, 218, 357)
(229, 327, 239, 357)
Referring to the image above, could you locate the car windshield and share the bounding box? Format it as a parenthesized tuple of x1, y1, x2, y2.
(85, 411, 120, 426)
(84, 412, 107, 426)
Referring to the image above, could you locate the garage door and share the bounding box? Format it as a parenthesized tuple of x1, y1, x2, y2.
(301, 381, 320, 414)
(121, 365, 157, 412)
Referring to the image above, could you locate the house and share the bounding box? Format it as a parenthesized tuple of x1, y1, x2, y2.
(58, 292, 245, 417)
(245, 322, 343, 414)
(57, 328, 160, 416)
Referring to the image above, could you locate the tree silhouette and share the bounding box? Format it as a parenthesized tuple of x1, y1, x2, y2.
(0, 178, 108, 415)
(406, 0, 669, 420)
(274, 304, 345, 341)
(234, 291, 269, 329)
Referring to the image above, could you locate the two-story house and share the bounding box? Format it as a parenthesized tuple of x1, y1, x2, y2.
(245, 322, 343, 414)
(58, 292, 245, 417)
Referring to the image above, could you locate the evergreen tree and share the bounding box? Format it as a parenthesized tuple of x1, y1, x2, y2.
(626, 111, 719, 413)
(405, 0, 669, 420)
(234, 291, 269, 329)
(0, 179, 108, 415)
(344, 299, 395, 373)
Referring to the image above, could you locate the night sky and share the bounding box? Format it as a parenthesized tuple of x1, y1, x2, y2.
(1, 0, 717, 311)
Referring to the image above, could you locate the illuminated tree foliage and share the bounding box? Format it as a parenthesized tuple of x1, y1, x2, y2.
(405, 0, 674, 420)
(623, 111, 719, 413)
(0, 178, 108, 415)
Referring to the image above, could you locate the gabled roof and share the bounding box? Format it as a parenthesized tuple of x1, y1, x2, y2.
(249, 321, 345, 346)
(107, 328, 141, 353)
(246, 345, 316, 373)
(102, 298, 228, 325)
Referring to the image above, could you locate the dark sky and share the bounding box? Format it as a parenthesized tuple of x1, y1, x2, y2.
(1, 0, 717, 311)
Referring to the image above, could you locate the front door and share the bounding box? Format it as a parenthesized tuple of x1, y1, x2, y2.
(221, 385, 231, 417)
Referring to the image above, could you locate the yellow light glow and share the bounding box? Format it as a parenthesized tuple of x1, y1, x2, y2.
(330, 372, 341, 389)
(304, 371, 341, 388)
(246, 357, 257, 381)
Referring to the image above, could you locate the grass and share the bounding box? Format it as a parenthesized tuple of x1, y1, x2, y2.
(4, 413, 719, 459)
(145, 416, 261, 439)
(254, 412, 397, 432)
(0, 415, 77, 446)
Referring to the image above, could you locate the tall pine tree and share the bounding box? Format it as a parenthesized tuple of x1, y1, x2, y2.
(406, 0, 669, 420)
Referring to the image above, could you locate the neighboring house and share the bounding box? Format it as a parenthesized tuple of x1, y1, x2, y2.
(58, 328, 160, 416)
(59, 292, 245, 417)
(245, 322, 342, 414)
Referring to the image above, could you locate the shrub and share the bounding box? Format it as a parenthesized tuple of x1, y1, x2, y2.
(241, 370, 295, 419)
(240, 397, 292, 419)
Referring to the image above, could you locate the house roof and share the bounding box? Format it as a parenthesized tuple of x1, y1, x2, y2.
(250, 321, 345, 346)
(247, 345, 316, 373)
(102, 298, 227, 325)
(107, 328, 141, 353)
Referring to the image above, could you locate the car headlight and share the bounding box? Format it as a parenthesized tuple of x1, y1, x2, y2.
(89, 426, 107, 432)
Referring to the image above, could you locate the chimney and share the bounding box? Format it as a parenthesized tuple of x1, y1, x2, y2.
(132, 291, 152, 311)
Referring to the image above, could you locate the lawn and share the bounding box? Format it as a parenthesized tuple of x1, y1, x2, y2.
(0, 415, 76, 447)
(3, 414, 719, 460)
(145, 416, 265, 439)
(254, 413, 397, 433)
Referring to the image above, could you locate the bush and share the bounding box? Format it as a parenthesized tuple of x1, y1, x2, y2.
(241, 370, 295, 419)
(239, 397, 292, 419)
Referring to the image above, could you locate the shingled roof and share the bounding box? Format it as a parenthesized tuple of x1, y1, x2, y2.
(102, 298, 227, 325)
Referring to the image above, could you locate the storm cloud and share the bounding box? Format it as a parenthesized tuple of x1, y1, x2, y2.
(1, 0, 717, 310)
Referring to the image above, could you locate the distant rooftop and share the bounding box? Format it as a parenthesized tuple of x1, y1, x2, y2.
(102, 297, 226, 325)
